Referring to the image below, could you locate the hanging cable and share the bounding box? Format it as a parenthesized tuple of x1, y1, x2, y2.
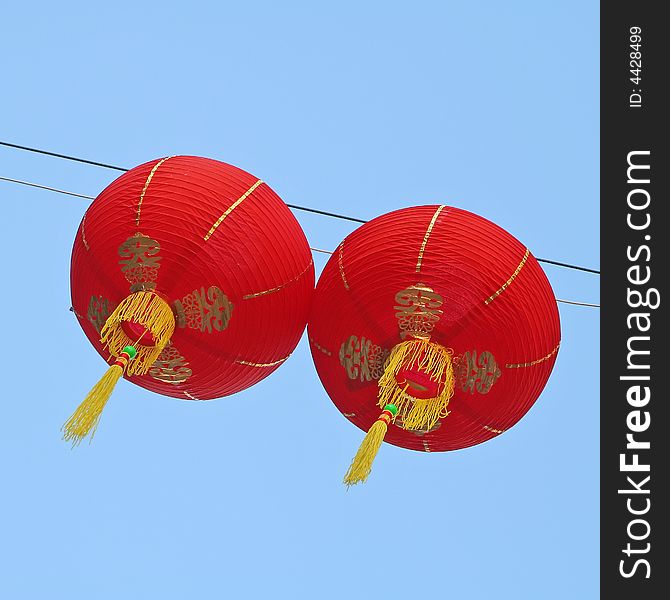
(0, 176, 95, 200)
(1, 139, 599, 273)
(0, 141, 367, 224)
(532, 258, 598, 275)
(0, 141, 127, 172)
(555, 298, 600, 308)
(0, 174, 599, 308)
(308, 244, 599, 307)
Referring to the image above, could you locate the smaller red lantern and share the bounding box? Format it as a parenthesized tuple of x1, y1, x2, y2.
(65, 155, 314, 444)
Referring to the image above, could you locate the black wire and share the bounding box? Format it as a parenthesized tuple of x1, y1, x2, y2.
(1, 140, 599, 273)
(289, 205, 366, 224)
(0, 141, 127, 172)
(532, 257, 599, 275)
(0, 141, 367, 225)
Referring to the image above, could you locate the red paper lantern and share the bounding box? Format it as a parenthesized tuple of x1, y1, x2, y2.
(308, 205, 560, 484)
(66, 155, 314, 443)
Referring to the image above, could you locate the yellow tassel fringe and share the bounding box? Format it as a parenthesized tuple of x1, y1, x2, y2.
(62, 362, 124, 446)
(377, 339, 455, 432)
(101, 291, 175, 376)
(343, 416, 390, 486)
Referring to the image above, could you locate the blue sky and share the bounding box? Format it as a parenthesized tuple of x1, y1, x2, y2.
(1, 2, 598, 598)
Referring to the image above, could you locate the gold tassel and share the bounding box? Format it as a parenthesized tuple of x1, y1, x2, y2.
(100, 290, 175, 376)
(63, 291, 175, 445)
(62, 348, 136, 446)
(377, 338, 455, 432)
(343, 405, 397, 487)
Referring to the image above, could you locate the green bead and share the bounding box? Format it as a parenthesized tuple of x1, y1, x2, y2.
(384, 404, 398, 416)
(122, 345, 137, 359)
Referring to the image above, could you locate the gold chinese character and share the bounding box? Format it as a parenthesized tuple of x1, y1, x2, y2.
(87, 295, 112, 333)
(173, 286, 233, 333)
(339, 335, 389, 381)
(394, 283, 444, 339)
(149, 345, 192, 384)
(118, 232, 161, 291)
(457, 350, 501, 394)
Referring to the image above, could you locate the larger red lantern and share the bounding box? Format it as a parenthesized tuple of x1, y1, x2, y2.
(65, 155, 314, 444)
(308, 205, 560, 485)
